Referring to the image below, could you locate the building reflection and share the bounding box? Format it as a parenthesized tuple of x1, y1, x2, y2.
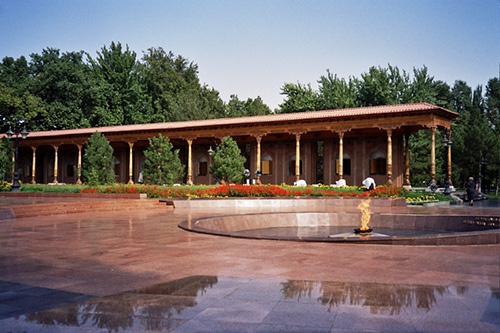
(282, 280, 445, 315)
(23, 275, 218, 332)
(17, 276, 499, 331)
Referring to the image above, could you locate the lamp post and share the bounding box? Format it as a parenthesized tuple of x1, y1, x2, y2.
(441, 128, 453, 196)
(6, 122, 29, 192)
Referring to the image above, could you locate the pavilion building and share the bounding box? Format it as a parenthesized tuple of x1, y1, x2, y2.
(9, 103, 458, 187)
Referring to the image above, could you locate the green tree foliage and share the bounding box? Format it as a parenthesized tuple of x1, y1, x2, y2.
(0, 137, 13, 181)
(485, 77, 500, 132)
(225, 95, 272, 117)
(318, 70, 357, 110)
(88, 42, 150, 126)
(0, 57, 47, 132)
(29, 48, 99, 129)
(279, 82, 322, 113)
(1, 43, 271, 130)
(82, 132, 115, 185)
(356, 65, 412, 106)
(142, 134, 185, 185)
(209, 137, 246, 184)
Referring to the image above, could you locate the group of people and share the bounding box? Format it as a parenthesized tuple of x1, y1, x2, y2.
(360, 176, 478, 207)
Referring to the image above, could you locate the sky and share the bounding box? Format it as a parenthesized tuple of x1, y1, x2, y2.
(1, 0, 499, 111)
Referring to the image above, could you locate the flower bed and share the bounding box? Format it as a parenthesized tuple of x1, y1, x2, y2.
(10, 183, 452, 203)
(79, 184, 409, 199)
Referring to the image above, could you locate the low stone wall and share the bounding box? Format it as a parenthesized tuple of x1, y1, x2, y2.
(167, 197, 406, 209)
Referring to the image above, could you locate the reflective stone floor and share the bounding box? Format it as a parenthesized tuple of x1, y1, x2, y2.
(0, 198, 499, 332)
(1, 275, 499, 332)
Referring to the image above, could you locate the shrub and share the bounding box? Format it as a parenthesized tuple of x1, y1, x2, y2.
(209, 136, 246, 184)
(142, 134, 185, 185)
(82, 131, 115, 185)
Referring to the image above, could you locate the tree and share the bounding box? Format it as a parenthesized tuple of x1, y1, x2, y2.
(82, 132, 115, 185)
(29, 48, 95, 129)
(318, 70, 357, 110)
(279, 82, 322, 113)
(484, 77, 500, 194)
(142, 134, 184, 185)
(209, 136, 246, 184)
(225, 95, 272, 118)
(141, 47, 201, 122)
(88, 42, 150, 126)
(0, 137, 13, 181)
(356, 65, 411, 106)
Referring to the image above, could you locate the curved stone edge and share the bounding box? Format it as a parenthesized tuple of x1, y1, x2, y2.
(178, 212, 500, 246)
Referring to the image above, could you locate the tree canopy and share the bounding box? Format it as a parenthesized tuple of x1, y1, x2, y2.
(0, 42, 270, 133)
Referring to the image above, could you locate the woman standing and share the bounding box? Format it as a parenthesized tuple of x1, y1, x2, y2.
(465, 177, 477, 206)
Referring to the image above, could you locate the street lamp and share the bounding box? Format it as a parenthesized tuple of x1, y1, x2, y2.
(6, 122, 29, 192)
(441, 128, 453, 196)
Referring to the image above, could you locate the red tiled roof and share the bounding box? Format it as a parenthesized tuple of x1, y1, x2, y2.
(19, 103, 459, 138)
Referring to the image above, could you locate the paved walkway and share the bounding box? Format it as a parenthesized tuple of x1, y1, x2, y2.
(0, 197, 498, 332)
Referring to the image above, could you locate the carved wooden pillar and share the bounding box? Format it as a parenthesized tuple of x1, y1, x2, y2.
(127, 142, 134, 185)
(404, 133, 411, 186)
(295, 134, 301, 182)
(76, 144, 82, 184)
(256, 136, 262, 184)
(11, 149, 14, 183)
(386, 129, 393, 184)
(186, 138, 193, 185)
(430, 127, 436, 185)
(31, 146, 36, 184)
(338, 132, 344, 180)
(447, 130, 453, 186)
(52, 145, 59, 184)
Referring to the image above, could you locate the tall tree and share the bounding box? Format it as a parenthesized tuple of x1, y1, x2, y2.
(141, 47, 201, 122)
(226, 95, 272, 117)
(0, 137, 13, 181)
(82, 131, 115, 185)
(29, 48, 94, 129)
(142, 134, 184, 185)
(209, 137, 246, 184)
(356, 65, 411, 106)
(279, 82, 321, 113)
(88, 42, 150, 125)
(318, 70, 357, 110)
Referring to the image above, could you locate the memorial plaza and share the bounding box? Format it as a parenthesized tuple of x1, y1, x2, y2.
(0, 195, 498, 332)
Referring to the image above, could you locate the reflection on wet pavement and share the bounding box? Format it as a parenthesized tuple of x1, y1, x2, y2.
(1, 276, 498, 332)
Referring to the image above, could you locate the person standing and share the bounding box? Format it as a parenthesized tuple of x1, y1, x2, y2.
(465, 177, 477, 206)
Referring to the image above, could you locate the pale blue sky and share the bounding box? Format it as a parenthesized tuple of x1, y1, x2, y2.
(1, 0, 498, 110)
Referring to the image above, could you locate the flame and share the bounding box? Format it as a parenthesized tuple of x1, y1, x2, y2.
(357, 198, 371, 231)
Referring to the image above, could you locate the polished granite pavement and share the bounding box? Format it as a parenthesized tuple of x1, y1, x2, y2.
(0, 197, 499, 332)
(1, 275, 499, 332)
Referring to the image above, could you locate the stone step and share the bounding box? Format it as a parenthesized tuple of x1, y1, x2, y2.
(1, 200, 170, 219)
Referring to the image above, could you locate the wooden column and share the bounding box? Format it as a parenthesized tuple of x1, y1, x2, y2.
(430, 127, 436, 185)
(76, 144, 82, 184)
(52, 145, 59, 184)
(386, 130, 393, 184)
(256, 136, 262, 184)
(127, 142, 134, 184)
(186, 138, 193, 185)
(295, 134, 301, 182)
(338, 132, 344, 180)
(404, 133, 411, 186)
(31, 146, 36, 184)
(447, 130, 453, 186)
(11, 149, 14, 183)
